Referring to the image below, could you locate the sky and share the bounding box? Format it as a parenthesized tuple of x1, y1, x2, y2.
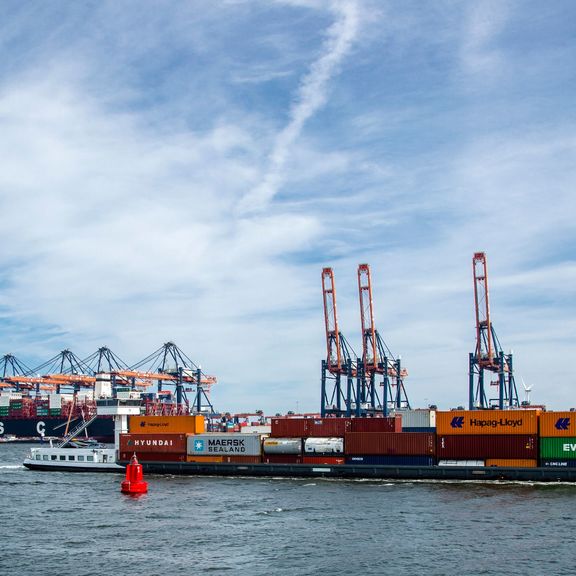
(0, 0, 575, 414)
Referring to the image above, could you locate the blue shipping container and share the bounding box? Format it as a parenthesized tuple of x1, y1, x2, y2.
(402, 427, 436, 433)
(541, 459, 576, 468)
(345, 455, 435, 466)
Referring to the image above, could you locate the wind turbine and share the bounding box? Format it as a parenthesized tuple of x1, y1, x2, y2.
(521, 376, 532, 405)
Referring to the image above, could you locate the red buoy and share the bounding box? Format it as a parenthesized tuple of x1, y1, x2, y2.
(121, 453, 148, 495)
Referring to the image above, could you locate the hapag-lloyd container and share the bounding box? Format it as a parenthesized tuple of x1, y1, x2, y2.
(485, 459, 538, 468)
(437, 435, 538, 459)
(349, 416, 401, 433)
(540, 437, 576, 459)
(120, 433, 187, 454)
(344, 432, 436, 456)
(187, 433, 262, 456)
(186, 455, 224, 463)
(304, 437, 344, 454)
(436, 410, 538, 435)
(539, 412, 576, 437)
(263, 438, 302, 455)
(129, 415, 205, 435)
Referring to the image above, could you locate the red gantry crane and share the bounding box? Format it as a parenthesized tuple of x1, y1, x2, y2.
(321, 267, 360, 417)
(469, 252, 518, 409)
(358, 264, 410, 414)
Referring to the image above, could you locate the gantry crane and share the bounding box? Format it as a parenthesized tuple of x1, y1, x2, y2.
(358, 264, 410, 415)
(469, 252, 519, 409)
(321, 267, 361, 417)
(130, 342, 216, 413)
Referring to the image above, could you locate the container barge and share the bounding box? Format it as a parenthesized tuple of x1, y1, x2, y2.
(109, 409, 576, 483)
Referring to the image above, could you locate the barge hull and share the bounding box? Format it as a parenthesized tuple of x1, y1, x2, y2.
(123, 461, 576, 482)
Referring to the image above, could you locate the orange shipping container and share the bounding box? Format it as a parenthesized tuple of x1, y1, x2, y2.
(539, 412, 576, 437)
(186, 455, 223, 463)
(129, 415, 205, 435)
(485, 459, 538, 468)
(436, 410, 537, 436)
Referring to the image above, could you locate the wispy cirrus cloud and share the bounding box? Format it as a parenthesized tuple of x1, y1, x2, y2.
(238, 1, 360, 214)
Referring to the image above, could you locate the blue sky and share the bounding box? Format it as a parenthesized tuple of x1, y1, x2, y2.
(1, 0, 575, 413)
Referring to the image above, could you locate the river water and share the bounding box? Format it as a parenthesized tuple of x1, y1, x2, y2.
(1, 443, 574, 575)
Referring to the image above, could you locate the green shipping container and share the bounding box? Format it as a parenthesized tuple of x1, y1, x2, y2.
(540, 437, 576, 460)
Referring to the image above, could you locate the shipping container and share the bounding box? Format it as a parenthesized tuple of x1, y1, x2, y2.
(307, 418, 351, 437)
(262, 455, 303, 464)
(485, 459, 538, 468)
(436, 435, 538, 459)
(436, 410, 538, 435)
(398, 410, 436, 429)
(120, 433, 187, 454)
(186, 455, 224, 463)
(271, 418, 309, 438)
(402, 427, 436, 433)
(302, 456, 345, 465)
(540, 459, 576, 468)
(263, 438, 302, 455)
(120, 451, 186, 462)
(437, 460, 485, 467)
(240, 425, 271, 435)
(539, 412, 576, 437)
(304, 437, 344, 454)
(345, 455, 435, 466)
(187, 433, 262, 456)
(221, 455, 262, 464)
(350, 416, 401, 433)
(129, 415, 205, 435)
(344, 432, 436, 456)
(540, 437, 576, 460)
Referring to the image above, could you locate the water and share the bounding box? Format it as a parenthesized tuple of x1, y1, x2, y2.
(1, 443, 575, 575)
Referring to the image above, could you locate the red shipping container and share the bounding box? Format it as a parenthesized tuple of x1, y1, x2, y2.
(345, 432, 436, 455)
(436, 435, 538, 459)
(120, 433, 187, 454)
(119, 451, 186, 462)
(307, 418, 351, 437)
(262, 455, 303, 464)
(271, 418, 309, 438)
(350, 416, 402, 433)
(302, 456, 345, 465)
(222, 455, 261, 464)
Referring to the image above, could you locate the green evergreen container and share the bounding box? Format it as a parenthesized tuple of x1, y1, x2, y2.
(540, 437, 576, 460)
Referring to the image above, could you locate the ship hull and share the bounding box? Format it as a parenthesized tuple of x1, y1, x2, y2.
(123, 460, 576, 482)
(0, 416, 114, 442)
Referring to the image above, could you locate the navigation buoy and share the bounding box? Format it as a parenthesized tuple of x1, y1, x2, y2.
(121, 453, 148, 495)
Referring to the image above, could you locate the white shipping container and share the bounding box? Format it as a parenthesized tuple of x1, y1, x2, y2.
(397, 410, 436, 429)
(187, 433, 262, 456)
(241, 425, 271, 434)
(0, 396, 10, 406)
(304, 437, 344, 454)
(49, 394, 62, 408)
(438, 460, 485, 467)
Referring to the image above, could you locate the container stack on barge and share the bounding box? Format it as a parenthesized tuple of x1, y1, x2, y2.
(114, 410, 576, 482)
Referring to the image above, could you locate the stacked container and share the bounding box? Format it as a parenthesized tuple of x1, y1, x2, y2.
(539, 412, 576, 468)
(186, 433, 263, 463)
(121, 415, 205, 463)
(398, 410, 436, 433)
(344, 432, 435, 466)
(436, 410, 538, 467)
(268, 417, 401, 465)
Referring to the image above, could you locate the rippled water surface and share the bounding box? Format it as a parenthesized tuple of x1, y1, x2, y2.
(1, 444, 575, 575)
